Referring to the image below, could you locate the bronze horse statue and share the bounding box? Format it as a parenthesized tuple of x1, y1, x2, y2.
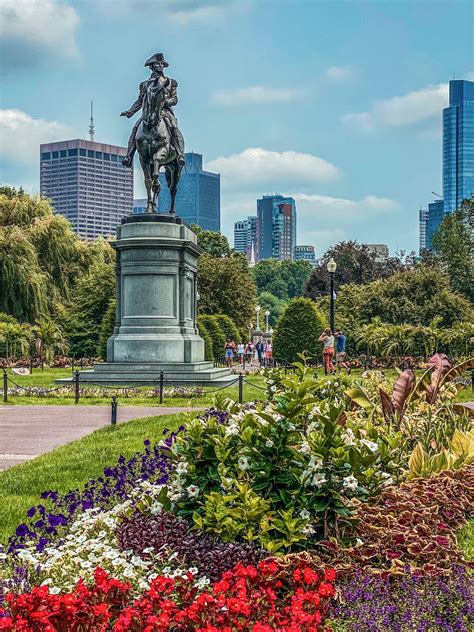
(135, 82, 183, 214)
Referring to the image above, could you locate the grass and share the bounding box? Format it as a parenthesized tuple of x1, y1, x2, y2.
(2, 366, 472, 406)
(0, 412, 188, 543)
(1, 367, 268, 407)
(458, 519, 474, 562)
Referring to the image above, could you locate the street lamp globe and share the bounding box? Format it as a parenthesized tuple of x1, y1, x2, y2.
(264, 310, 270, 317)
(327, 257, 337, 273)
(255, 305, 261, 313)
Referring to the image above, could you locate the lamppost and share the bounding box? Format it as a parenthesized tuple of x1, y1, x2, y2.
(255, 305, 261, 331)
(264, 310, 270, 332)
(248, 322, 253, 342)
(327, 257, 337, 333)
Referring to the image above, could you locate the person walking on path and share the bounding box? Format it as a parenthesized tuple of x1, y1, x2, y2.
(236, 341, 245, 366)
(318, 328, 335, 375)
(265, 341, 273, 366)
(224, 339, 236, 368)
(255, 340, 265, 367)
(335, 330, 349, 372)
(245, 341, 254, 365)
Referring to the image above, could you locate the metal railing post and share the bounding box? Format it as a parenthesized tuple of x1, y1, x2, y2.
(74, 370, 80, 404)
(3, 369, 7, 403)
(159, 371, 164, 404)
(238, 372, 244, 404)
(111, 395, 118, 426)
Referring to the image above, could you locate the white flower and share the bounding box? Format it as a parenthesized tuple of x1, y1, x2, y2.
(355, 538, 363, 547)
(265, 438, 274, 448)
(270, 385, 277, 392)
(342, 428, 355, 447)
(143, 547, 154, 554)
(342, 475, 358, 491)
(311, 472, 327, 488)
(298, 441, 311, 454)
(306, 421, 318, 435)
(380, 472, 394, 486)
(225, 423, 239, 437)
(308, 455, 323, 471)
(186, 484, 200, 498)
(302, 524, 315, 536)
(150, 501, 163, 515)
(50, 586, 61, 595)
(238, 456, 250, 470)
(299, 509, 311, 520)
(176, 462, 189, 476)
(361, 439, 378, 453)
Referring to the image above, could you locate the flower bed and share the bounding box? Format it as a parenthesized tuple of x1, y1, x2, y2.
(1, 356, 473, 629)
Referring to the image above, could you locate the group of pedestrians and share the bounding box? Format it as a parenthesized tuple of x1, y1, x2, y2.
(224, 339, 273, 368)
(318, 329, 348, 374)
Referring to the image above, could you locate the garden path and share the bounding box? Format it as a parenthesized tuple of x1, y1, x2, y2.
(0, 405, 195, 471)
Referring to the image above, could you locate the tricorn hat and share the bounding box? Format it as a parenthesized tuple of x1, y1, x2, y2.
(145, 52, 169, 68)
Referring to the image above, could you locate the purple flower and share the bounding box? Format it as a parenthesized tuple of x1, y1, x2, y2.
(15, 524, 28, 537)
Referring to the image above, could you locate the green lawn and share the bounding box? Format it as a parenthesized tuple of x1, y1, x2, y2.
(1, 367, 268, 407)
(0, 412, 188, 543)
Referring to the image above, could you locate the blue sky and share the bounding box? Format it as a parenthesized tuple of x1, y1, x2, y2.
(1, 0, 472, 254)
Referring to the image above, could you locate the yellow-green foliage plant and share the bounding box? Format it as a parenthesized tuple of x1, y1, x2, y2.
(407, 429, 474, 480)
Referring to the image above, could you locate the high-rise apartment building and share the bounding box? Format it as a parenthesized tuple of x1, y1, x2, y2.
(40, 139, 133, 240)
(155, 152, 220, 231)
(256, 195, 296, 261)
(443, 79, 474, 214)
(295, 245, 316, 266)
(234, 216, 257, 258)
(367, 244, 389, 259)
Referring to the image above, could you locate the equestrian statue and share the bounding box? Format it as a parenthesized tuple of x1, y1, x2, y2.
(121, 52, 185, 214)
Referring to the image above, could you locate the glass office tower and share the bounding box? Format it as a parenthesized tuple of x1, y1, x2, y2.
(40, 139, 133, 240)
(156, 153, 220, 231)
(256, 194, 296, 261)
(443, 79, 474, 214)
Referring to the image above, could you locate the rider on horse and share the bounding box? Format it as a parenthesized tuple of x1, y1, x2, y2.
(121, 53, 185, 168)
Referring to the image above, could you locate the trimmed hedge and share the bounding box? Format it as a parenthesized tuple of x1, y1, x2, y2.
(273, 297, 326, 363)
(215, 314, 241, 344)
(97, 298, 116, 360)
(197, 316, 215, 362)
(198, 315, 227, 360)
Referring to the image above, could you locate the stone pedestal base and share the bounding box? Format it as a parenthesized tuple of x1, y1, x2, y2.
(59, 214, 233, 386)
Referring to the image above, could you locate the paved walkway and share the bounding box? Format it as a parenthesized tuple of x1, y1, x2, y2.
(0, 405, 195, 471)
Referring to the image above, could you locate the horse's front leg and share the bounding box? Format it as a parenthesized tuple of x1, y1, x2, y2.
(151, 157, 161, 211)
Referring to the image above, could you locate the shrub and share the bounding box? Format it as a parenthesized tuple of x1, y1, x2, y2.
(273, 297, 326, 363)
(196, 316, 214, 361)
(319, 465, 474, 573)
(161, 366, 396, 552)
(215, 314, 241, 344)
(97, 298, 116, 360)
(198, 315, 226, 359)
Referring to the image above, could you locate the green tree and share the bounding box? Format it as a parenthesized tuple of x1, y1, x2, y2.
(97, 299, 116, 360)
(273, 297, 326, 363)
(0, 319, 32, 360)
(197, 254, 257, 330)
(191, 225, 233, 257)
(257, 291, 287, 327)
(253, 259, 313, 300)
(215, 314, 241, 343)
(304, 241, 407, 300)
(62, 247, 115, 358)
(432, 196, 474, 301)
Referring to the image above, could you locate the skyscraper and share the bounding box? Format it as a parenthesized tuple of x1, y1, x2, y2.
(40, 139, 133, 240)
(234, 216, 257, 258)
(443, 79, 474, 214)
(256, 195, 296, 261)
(419, 199, 444, 252)
(156, 152, 220, 231)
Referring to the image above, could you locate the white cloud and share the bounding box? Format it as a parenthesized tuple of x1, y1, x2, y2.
(293, 192, 397, 217)
(206, 148, 339, 186)
(212, 86, 297, 106)
(325, 65, 353, 82)
(343, 82, 448, 131)
(0, 110, 72, 164)
(98, 0, 244, 25)
(0, 0, 80, 69)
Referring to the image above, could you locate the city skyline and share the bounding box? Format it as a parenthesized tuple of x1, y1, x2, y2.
(1, 0, 472, 253)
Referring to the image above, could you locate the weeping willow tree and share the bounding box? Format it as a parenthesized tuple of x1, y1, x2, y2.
(0, 188, 92, 321)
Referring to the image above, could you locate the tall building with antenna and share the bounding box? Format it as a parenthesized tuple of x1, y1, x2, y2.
(40, 106, 133, 239)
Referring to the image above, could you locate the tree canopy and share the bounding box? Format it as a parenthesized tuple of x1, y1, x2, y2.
(304, 241, 409, 300)
(190, 225, 234, 258)
(431, 196, 474, 302)
(197, 253, 257, 331)
(253, 259, 313, 301)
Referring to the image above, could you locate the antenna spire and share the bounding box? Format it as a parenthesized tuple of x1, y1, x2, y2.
(89, 101, 95, 142)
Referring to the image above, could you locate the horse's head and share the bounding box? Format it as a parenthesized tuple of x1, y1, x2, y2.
(143, 83, 166, 127)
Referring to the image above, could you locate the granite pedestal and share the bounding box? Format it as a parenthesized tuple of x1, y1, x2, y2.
(67, 214, 233, 386)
